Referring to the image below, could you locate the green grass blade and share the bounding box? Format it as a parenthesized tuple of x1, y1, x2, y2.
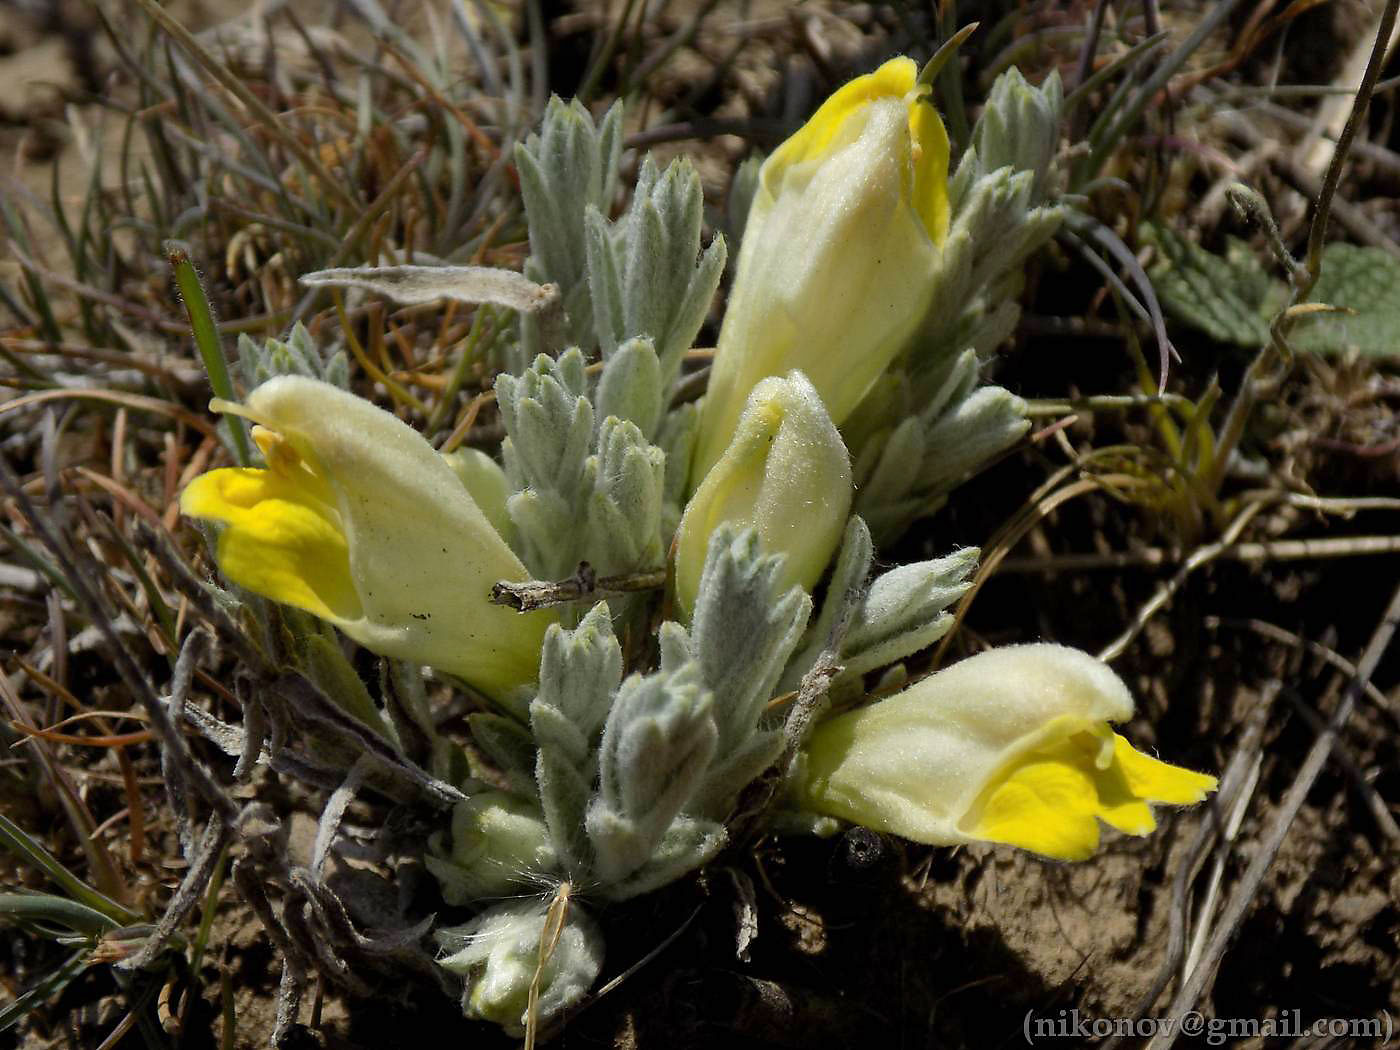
(1, 200, 64, 345)
(1063, 31, 1170, 115)
(0, 950, 91, 1033)
(165, 241, 251, 465)
(0, 813, 140, 926)
(0, 892, 123, 935)
(187, 845, 228, 979)
(1086, 0, 1251, 179)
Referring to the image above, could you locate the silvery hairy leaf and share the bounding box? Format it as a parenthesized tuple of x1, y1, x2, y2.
(687, 526, 811, 757)
(779, 516, 875, 694)
(854, 349, 1028, 545)
(964, 298, 1023, 359)
(687, 729, 784, 822)
(515, 96, 623, 351)
(916, 348, 982, 428)
(583, 416, 666, 577)
(857, 416, 926, 507)
(499, 349, 669, 583)
(237, 322, 347, 390)
(599, 815, 727, 901)
(585, 155, 726, 394)
(497, 350, 594, 578)
(851, 350, 977, 520)
(585, 662, 717, 884)
(838, 547, 979, 680)
(971, 67, 1063, 202)
(531, 603, 622, 872)
(594, 337, 663, 441)
(918, 386, 1029, 495)
(656, 621, 692, 675)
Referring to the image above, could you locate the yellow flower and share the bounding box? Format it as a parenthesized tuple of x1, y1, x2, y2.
(673, 371, 851, 618)
(692, 55, 950, 483)
(796, 644, 1216, 860)
(180, 376, 553, 701)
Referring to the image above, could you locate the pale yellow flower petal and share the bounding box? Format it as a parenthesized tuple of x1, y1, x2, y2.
(183, 376, 555, 703)
(674, 372, 851, 617)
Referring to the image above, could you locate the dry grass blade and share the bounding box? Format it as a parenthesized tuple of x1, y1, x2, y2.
(932, 472, 1152, 667)
(132, 0, 355, 212)
(1101, 688, 1278, 1050)
(525, 881, 574, 1050)
(1096, 502, 1266, 662)
(998, 534, 1400, 572)
(1207, 616, 1396, 719)
(0, 390, 219, 439)
(1145, 581, 1400, 1049)
(0, 673, 132, 912)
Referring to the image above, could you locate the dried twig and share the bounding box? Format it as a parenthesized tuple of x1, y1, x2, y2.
(118, 816, 230, 972)
(1145, 581, 1400, 1049)
(272, 674, 468, 808)
(1097, 503, 1266, 662)
(999, 533, 1400, 574)
(1278, 686, 1400, 845)
(490, 562, 668, 612)
(1102, 687, 1277, 1050)
(1207, 616, 1396, 718)
(778, 566, 865, 769)
(312, 757, 375, 878)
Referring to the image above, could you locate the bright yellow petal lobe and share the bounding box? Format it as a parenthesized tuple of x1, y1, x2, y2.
(766, 57, 918, 175)
(1112, 733, 1219, 804)
(180, 467, 362, 623)
(762, 55, 948, 246)
(971, 751, 1103, 861)
(909, 97, 950, 244)
(967, 729, 1217, 861)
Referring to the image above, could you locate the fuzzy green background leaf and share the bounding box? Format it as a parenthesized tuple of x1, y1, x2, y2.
(1146, 226, 1400, 357)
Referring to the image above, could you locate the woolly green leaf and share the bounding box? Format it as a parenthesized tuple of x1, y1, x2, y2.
(1295, 244, 1400, 357)
(1142, 225, 1276, 347)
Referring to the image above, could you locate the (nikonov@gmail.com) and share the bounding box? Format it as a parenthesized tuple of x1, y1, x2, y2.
(1022, 1008, 1394, 1045)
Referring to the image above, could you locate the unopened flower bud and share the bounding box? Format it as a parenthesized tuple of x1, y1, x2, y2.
(693, 56, 950, 481)
(674, 371, 851, 617)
